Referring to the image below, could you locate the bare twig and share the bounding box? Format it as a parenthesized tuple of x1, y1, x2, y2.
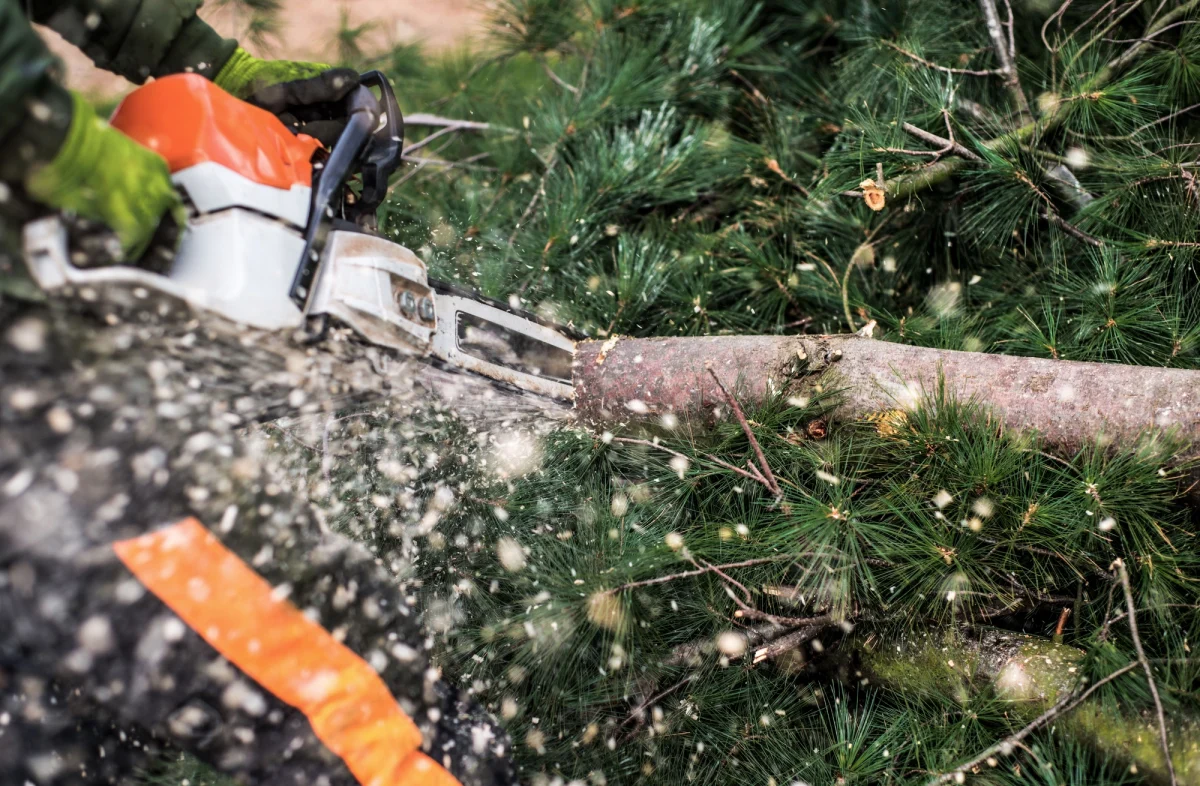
(902, 121, 983, 161)
(730, 69, 770, 106)
(1041, 0, 1075, 52)
(1043, 208, 1105, 247)
(540, 59, 579, 94)
(1070, 0, 1151, 73)
(402, 123, 482, 156)
(618, 675, 693, 733)
(1108, 0, 1198, 73)
(611, 436, 776, 489)
(841, 253, 858, 333)
(603, 554, 794, 594)
(736, 606, 834, 628)
(404, 113, 511, 132)
(706, 365, 781, 497)
(1003, 0, 1017, 61)
(1133, 102, 1200, 136)
(978, 0, 1032, 122)
(401, 152, 496, 171)
(505, 151, 558, 260)
(1103, 19, 1200, 46)
(882, 40, 1003, 76)
(1114, 558, 1178, 786)
(926, 661, 1140, 784)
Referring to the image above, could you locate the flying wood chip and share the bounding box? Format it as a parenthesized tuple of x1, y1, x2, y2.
(859, 178, 886, 211)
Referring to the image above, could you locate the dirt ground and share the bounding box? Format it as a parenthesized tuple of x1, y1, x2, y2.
(39, 0, 493, 99)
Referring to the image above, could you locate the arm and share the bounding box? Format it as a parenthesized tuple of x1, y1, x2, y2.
(0, 0, 73, 181)
(28, 0, 237, 84)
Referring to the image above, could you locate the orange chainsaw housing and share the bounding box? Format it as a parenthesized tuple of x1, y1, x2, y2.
(109, 74, 322, 190)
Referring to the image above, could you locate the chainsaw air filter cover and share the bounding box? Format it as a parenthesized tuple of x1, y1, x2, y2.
(109, 75, 324, 329)
(110, 74, 321, 192)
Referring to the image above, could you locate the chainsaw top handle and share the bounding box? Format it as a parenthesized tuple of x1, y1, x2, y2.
(355, 71, 404, 221)
(289, 71, 404, 308)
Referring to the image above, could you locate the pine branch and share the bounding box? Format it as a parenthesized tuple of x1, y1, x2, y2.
(924, 661, 1140, 784)
(882, 40, 1004, 76)
(876, 0, 1200, 201)
(706, 364, 781, 497)
(977, 0, 1032, 123)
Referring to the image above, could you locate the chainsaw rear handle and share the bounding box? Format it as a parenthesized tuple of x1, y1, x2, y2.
(289, 72, 403, 309)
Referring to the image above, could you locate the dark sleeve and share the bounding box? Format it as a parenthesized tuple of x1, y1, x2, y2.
(0, 0, 237, 188)
(0, 0, 72, 179)
(28, 0, 238, 84)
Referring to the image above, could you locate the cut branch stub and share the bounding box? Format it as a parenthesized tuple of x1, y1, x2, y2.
(572, 335, 1200, 468)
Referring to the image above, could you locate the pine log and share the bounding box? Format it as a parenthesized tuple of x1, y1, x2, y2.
(852, 628, 1200, 784)
(573, 334, 1200, 466)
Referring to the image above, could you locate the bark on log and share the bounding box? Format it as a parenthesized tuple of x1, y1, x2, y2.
(573, 335, 1200, 464)
(853, 628, 1200, 784)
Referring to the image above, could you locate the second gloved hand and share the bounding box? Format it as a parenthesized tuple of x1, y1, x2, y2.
(213, 48, 360, 146)
(25, 93, 185, 266)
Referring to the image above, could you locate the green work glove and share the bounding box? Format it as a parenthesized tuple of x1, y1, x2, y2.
(25, 93, 185, 265)
(214, 48, 360, 146)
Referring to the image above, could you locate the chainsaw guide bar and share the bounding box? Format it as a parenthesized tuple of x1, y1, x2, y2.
(22, 71, 576, 402)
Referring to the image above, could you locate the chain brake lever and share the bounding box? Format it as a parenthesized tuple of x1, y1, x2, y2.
(289, 83, 379, 310)
(351, 71, 404, 228)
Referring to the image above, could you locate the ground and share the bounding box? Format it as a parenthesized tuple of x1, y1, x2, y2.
(38, 0, 490, 100)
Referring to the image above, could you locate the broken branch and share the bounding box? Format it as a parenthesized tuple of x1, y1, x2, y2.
(706, 364, 781, 497)
(1114, 558, 1178, 785)
(902, 121, 982, 162)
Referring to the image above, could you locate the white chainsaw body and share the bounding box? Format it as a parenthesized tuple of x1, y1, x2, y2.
(22, 161, 574, 400)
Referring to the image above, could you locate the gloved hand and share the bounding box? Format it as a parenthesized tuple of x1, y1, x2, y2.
(24, 93, 185, 266)
(213, 48, 360, 146)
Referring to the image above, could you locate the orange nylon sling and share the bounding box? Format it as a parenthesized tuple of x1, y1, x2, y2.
(114, 517, 461, 786)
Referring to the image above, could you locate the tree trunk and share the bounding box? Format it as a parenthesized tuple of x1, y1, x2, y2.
(573, 334, 1200, 467)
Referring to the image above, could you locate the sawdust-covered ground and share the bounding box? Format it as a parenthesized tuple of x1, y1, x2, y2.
(0, 290, 563, 782)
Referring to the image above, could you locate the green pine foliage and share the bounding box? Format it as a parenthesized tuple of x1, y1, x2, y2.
(149, 0, 1200, 783)
(379, 0, 1199, 363)
(364, 0, 1200, 783)
(409, 385, 1197, 785)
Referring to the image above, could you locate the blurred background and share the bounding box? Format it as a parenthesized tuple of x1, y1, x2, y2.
(37, 0, 491, 99)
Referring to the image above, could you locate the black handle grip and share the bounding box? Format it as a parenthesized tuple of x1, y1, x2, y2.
(355, 71, 404, 219)
(289, 84, 379, 308)
(288, 73, 404, 310)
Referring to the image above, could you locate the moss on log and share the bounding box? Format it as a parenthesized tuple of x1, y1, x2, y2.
(853, 628, 1200, 784)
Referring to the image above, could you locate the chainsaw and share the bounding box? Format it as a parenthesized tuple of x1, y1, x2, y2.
(21, 71, 576, 401)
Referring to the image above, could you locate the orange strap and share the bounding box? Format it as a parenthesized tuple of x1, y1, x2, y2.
(113, 518, 462, 786)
